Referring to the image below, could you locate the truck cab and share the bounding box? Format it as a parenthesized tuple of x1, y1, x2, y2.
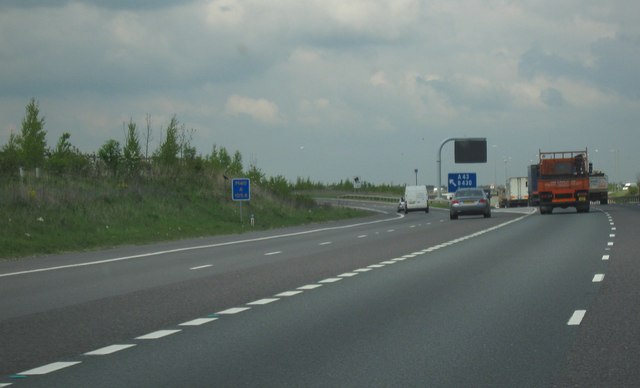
(538, 150, 590, 214)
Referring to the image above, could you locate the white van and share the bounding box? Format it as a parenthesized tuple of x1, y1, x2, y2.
(403, 185, 430, 214)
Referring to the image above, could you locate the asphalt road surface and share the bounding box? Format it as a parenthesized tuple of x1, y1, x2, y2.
(1, 202, 638, 387)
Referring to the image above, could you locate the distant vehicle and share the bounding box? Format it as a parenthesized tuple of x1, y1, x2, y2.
(528, 164, 540, 206)
(449, 188, 491, 220)
(538, 149, 590, 214)
(505, 177, 529, 207)
(403, 185, 429, 214)
(397, 197, 406, 212)
(589, 167, 608, 205)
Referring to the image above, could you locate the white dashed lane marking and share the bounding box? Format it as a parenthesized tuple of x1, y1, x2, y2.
(592, 274, 605, 283)
(179, 318, 218, 326)
(319, 278, 342, 284)
(217, 307, 251, 315)
(18, 361, 82, 376)
(136, 330, 181, 340)
(318, 241, 332, 246)
(602, 255, 610, 261)
(276, 290, 303, 297)
(247, 298, 279, 306)
(265, 251, 282, 256)
(567, 310, 587, 326)
(84, 344, 136, 355)
(298, 284, 322, 290)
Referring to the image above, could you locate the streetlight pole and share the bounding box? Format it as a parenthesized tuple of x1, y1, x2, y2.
(414, 168, 418, 185)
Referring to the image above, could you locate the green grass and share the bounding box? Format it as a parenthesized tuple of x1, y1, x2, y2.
(0, 175, 370, 260)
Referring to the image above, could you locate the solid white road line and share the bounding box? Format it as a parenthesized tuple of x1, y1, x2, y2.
(19, 361, 82, 375)
(190, 264, 213, 270)
(84, 344, 136, 355)
(567, 310, 587, 326)
(1, 212, 404, 278)
(136, 330, 181, 340)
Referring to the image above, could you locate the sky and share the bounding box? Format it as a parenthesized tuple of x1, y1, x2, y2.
(1, 0, 639, 187)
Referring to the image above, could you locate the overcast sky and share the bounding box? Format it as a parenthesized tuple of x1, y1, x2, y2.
(1, 0, 639, 186)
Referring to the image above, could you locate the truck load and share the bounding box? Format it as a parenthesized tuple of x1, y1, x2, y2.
(528, 164, 540, 206)
(538, 149, 590, 214)
(589, 168, 608, 205)
(506, 177, 529, 207)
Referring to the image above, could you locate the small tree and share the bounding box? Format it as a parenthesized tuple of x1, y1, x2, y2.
(155, 115, 180, 169)
(0, 132, 21, 177)
(48, 132, 88, 175)
(17, 98, 47, 169)
(246, 157, 265, 185)
(98, 139, 121, 176)
(228, 150, 243, 175)
(123, 119, 142, 177)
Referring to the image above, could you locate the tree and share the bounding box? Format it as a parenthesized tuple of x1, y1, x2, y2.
(0, 132, 21, 176)
(155, 115, 180, 168)
(17, 98, 47, 168)
(48, 132, 88, 175)
(122, 119, 142, 176)
(98, 139, 121, 176)
(246, 157, 265, 185)
(228, 150, 243, 175)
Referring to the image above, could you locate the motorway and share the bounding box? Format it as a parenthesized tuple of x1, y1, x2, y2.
(0, 202, 638, 387)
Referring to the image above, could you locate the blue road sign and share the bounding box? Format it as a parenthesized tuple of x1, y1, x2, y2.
(232, 178, 251, 201)
(447, 172, 477, 193)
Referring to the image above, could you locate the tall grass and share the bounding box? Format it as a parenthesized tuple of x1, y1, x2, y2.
(0, 171, 368, 260)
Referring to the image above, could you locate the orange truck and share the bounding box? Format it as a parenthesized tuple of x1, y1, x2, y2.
(538, 149, 590, 214)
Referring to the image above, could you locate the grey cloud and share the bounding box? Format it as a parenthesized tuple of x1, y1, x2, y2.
(519, 35, 640, 99)
(0, 0, 194, 10)
(518, 46, 588, 81)
(416, 76, 510, 111)
(590, 36, 640, 99)
(540, 88, 564, 107)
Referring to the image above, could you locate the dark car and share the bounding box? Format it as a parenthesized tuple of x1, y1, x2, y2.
(450, 188, 491, 220)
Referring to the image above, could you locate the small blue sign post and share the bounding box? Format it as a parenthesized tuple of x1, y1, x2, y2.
(232, 178, 251, 201)
(232, 178, 250, 225)
(447, 172, 477, 193)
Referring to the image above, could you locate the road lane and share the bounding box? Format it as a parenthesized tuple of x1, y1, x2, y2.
(4, 205, 624, 386)
(1, 205, 522, 377)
